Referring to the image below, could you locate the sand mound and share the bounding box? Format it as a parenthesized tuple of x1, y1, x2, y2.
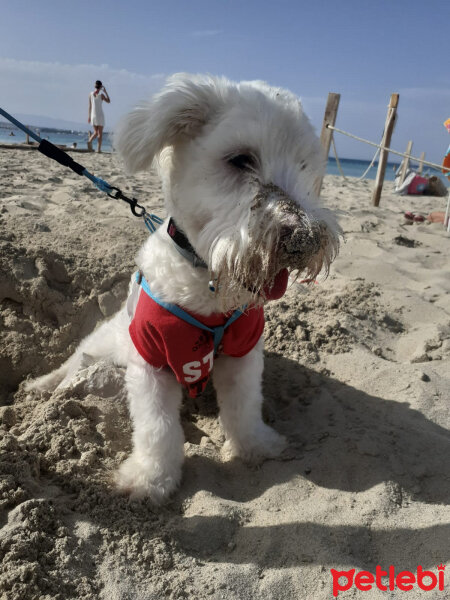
(0, 150, 449, 599)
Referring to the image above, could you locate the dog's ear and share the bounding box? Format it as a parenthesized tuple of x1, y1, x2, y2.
(115, 73, 227, 173)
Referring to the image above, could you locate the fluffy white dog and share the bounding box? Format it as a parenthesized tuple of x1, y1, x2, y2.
(28, 74, 340, 504)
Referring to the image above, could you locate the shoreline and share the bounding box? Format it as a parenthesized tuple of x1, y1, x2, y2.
(0, 142, 111, 154)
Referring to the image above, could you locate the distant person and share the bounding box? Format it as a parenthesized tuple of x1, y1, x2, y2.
(88, 80, 110, 153)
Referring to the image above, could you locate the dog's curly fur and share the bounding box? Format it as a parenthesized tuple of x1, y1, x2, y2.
(27, 74, 341, 504)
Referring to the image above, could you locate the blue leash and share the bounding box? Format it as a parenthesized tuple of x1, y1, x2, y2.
(1, 108, 248, 331)
(1, 109, 249, 337)
(137, 272, 244, 353)
(0, 107, 163, 233)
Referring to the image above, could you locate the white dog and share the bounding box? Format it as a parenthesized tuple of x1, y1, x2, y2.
(27, 74, 340, 504)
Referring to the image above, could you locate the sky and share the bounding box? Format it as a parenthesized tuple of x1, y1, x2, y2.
(1, 0, 449, 163)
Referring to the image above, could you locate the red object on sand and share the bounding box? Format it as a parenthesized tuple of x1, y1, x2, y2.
(407, 175, 428, 195)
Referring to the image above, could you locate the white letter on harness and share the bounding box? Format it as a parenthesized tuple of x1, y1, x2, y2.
(202, 350, 214, 372)
(183, 361, 202, 382)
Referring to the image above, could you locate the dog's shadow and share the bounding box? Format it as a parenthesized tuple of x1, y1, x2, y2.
(169, 351, 450, 569)
(180, 351, 449, 506)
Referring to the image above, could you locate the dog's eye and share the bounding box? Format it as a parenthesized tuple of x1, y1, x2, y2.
(228, 154, 257, 171)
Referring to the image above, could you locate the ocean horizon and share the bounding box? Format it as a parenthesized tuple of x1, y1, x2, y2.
(0, 124, 113, 152)
(0, 123, 447, 185)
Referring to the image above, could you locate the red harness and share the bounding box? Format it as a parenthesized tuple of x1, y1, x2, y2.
(129, 285, 264, 398)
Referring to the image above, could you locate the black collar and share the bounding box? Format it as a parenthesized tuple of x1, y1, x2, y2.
(167, 217, 208, 269)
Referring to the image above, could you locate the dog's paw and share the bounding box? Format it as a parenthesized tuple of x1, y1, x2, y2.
(115, 454, 181, 504)
(223, 424, 287, 464)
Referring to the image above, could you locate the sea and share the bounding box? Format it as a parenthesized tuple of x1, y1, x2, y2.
(0, 123, 447, 185)
(0, 124, 113, 152)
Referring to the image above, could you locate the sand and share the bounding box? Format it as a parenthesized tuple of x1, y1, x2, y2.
(0, 148, 449, 600)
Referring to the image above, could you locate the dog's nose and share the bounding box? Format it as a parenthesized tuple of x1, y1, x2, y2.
(278, 220, 324, 256)
(279, 224, 295, 241)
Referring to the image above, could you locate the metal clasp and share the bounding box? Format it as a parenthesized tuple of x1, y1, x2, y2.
(107, 187, 146, 217)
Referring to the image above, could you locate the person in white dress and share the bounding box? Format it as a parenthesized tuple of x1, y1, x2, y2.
(88, 80, 110, 153)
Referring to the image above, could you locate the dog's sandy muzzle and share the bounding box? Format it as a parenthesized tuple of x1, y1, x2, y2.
(261, 190, 333, 273)
(211, 184, 339, 309)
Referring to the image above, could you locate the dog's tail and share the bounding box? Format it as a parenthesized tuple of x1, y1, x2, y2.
(25, 304, 133, 394)
(24, 363, 69, 393)
(24, 352, 94, 393)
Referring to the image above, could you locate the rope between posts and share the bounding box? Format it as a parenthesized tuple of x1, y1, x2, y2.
(327, 124, 450, 174)
(330, 136, 348, 180)
(331, 135, 381, 181)
(329, 108, 393, 181)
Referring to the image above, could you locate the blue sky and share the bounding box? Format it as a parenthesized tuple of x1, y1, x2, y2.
(1, 0, 449, 163)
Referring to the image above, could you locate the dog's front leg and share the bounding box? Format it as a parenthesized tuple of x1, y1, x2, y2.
(213, 337, 286, 462)
(115, 350, 184, 503)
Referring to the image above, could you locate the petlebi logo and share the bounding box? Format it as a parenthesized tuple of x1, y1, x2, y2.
(330, 564, 446, 597)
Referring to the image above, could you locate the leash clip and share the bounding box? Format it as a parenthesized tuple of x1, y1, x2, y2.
(107, 187, 146, 217)
(106, 187, 163, 233)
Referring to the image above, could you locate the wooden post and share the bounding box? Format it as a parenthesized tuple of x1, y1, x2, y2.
(417, 151, 425, 174)
(315, 92, 341, 196)
(371, 93, 399, 207)
(444, 194, 450, 234)
(399, 140, 413, 185)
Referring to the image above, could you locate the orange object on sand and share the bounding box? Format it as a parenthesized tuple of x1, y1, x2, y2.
(442, 151, 450, 181)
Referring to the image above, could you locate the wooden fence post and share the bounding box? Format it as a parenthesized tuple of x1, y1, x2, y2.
(399, 140, 413, 185)
(371, 93, 399, 207)
(417, 152, 425, 174)
(315, 92, 341, 196)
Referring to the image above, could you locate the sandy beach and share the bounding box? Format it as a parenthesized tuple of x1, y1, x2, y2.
(0, 147, 449, 599)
